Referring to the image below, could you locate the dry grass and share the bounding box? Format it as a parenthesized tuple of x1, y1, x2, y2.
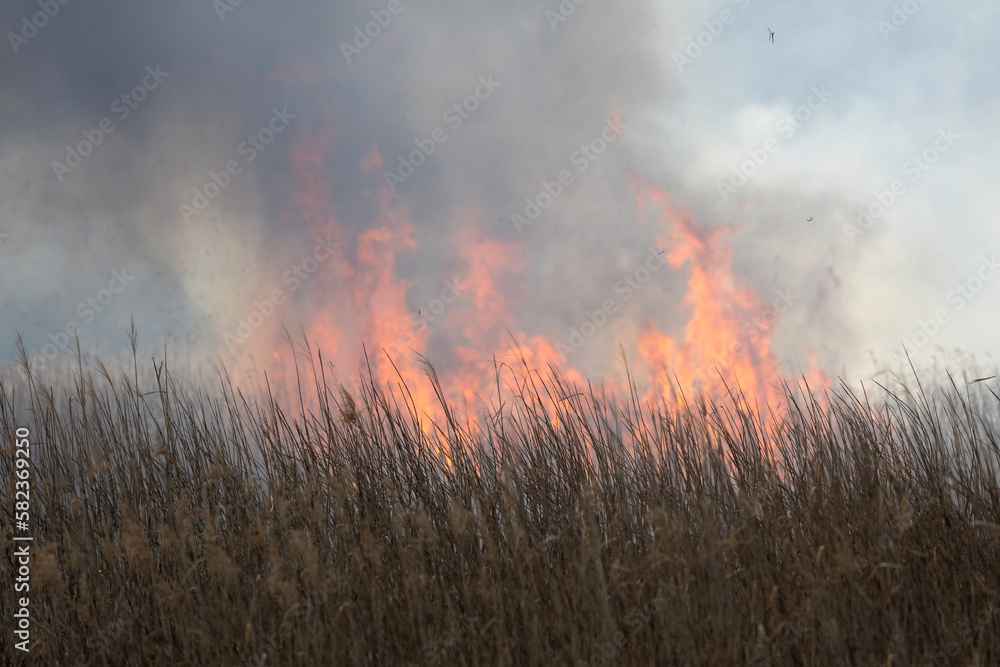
(2, 336, 999, 666)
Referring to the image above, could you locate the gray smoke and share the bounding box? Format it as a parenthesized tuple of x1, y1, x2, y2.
(1, 0, 996, 389)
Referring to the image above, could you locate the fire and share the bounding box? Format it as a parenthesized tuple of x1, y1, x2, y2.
(443, 218, 528, 406)
(803, 350, 834, 394)
(241, 130, 825, 444)
(344, 146, 441, 431)
(629, 174, 785, 413)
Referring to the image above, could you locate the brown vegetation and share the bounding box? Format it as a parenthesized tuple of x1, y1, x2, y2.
(2, 338, 999, 666)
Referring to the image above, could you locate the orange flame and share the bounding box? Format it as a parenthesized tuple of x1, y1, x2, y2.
(245, 127, 827, 445)
(629, 174, 785, 413)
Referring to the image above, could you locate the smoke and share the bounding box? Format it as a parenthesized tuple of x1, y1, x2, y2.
(3, 0, 996, 397)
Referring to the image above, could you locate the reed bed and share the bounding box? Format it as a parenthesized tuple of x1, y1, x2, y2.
(2, 335, 999, 666)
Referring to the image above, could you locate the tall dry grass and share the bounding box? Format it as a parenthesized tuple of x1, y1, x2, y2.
(1, 333, 999, 666)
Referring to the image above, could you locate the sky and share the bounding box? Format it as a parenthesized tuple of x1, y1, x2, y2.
(1, 0, 998, 406)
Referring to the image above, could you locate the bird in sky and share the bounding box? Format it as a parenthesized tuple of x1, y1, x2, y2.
(806, 217, 813, 221)
(768, 28, 775, 44)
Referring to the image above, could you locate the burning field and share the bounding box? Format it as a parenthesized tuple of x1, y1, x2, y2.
(4, 0, 1000, 664)
(225, 134, 830, 429)
(2, 341, 999, 665)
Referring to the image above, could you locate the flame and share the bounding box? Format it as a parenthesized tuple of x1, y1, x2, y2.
(239, 136, 442, 430)
(238, 123, 826, 448)
(346, 147, 441, 430)
(442, 219, 528, 405)
(803, 350, 833, 394)
(629, 175, 785, 413)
